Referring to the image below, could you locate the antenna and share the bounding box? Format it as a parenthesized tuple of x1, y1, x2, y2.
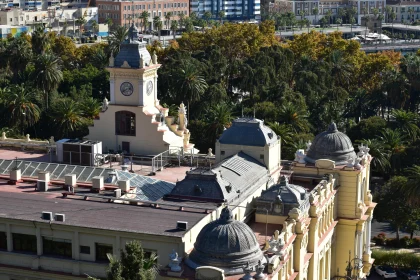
(241, 105, 244, 117)
(253, 108, 256, 119)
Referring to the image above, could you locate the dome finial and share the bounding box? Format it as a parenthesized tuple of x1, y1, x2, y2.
(220, 206, 233, 222)
(328, 122, 338, 132)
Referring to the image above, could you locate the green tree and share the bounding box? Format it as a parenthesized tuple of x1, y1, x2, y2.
(3, 84, 41, 135)
(105, 17, 114, 33)
(174, 61, 208, 119)
(206, 103, 233, 143)
(75, 16, 87, 37)
(31, 24, 49, 55)
(88, 240, 157, 280)
(165, 12, 172, 29)
(203, 11, 212, 27)
(82, 97, 101, 119)
(50, 99, 86, 138)
(178, 12, 185, 29)
(379, 128, 406, 175)
(312, 7, 319, 25)
(335, 17, 342, 29)
(278, 101, 310, 133)
(91, 20, 98, 36)
(140, 11, 149, 33)
(170, 20, 178, 40)
(33, 52, 63, 109)
(391, 109, 420, 141)
(109, 25, 128, 56)
(218, 10, 225, 24)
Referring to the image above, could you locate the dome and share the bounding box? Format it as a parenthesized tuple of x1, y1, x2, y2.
(114, 23, 151, 69)
(305, 122, 356, 166)
(186, 207, 263, 275)
(219, 118, 278, 147)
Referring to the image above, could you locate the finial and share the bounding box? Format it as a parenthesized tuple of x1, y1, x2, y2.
(109, 53, 114, 67)
(152, 51, 157, 64)
(253, 107, 256, 119)
(139, 54, 144, 68)
(328, 122, 338, 132)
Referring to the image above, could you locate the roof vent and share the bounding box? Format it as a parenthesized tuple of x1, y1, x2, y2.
(37, 180, 48, 192)
(42, 211, 53, 221)
(177, 221, 188, 231)
(55, 213, 65, 222)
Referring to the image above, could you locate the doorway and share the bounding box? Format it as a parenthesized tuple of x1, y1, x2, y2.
(122, 141, 130, 154)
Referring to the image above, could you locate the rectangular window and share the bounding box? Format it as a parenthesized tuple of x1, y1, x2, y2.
(148, 4, 151, 8)
(164, 3, 167, 8)
(158, 4, 161, 8)
(96, 243, 113, 262)
(0, 232, 6, 250)
(13, 233, 37, 254)
(80, 245, 90, 254)
(153, 4, 156, 8)
(43, 237, 72, 258)
(124, 6, 126, 10)
(260, 154, 264, 159)
(221, 151, 225, 155)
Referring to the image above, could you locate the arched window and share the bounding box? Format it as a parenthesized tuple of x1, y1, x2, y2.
(115, 111, 136, 136)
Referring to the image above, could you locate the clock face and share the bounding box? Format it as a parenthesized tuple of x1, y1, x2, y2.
(146, 80, 153, 96)
(120, 82, 134, 96)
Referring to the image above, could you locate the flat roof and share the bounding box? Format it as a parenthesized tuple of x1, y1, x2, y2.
(0, 180, 210, 238)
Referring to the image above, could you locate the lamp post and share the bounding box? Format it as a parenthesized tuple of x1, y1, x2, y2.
(345, 250, 364, 280)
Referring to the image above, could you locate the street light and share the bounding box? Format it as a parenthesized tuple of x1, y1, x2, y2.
(345, 250, 364, 280)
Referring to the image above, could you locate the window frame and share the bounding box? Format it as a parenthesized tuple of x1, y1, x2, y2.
(115, 111, 136, 136)
(12, 233, 37, 254)
(95, 243, 113, 262)
(42, 236, 72, 259)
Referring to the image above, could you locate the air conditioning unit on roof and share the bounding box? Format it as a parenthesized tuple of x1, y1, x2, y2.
(42, 211, 53, 221)
(55, 213, 65, 222)
(37, 180, 48, 192)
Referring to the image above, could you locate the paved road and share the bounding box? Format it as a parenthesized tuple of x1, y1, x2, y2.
(371, 220, 419, 240)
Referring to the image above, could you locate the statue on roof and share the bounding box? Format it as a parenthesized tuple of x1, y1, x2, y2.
(127, 23, 139, 42)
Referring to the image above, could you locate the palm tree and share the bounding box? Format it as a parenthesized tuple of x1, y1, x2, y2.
(385, 6, 392, 23)
(377, 13, 385, 44)
(165, 12, 172, 29)
(206, 103, 233, 142)
(328, 50, 352, 87)
(390, 11, 396, 39)
(326, 10, 333, 26)
(278, 101, 309, 133)
(140, 11, 149, 33)
(4, 84, 41, 135)
(378, 128, 406, 175)
(178, 12, 186, 29)
(391, 109, 420, 141)
(82, 97, 101, 119)
(218, 10, 225, 24)
(405, 165, 420, 198)
(33, 52, 63, 109)
(105, 17, 113, 34)
(51, 99, 86, 138)
(75, 16, 87, 37)
(174, 61, 208, 120)
(170, 20, 178, 40)
(6, 36, 32, 83)
(109, 25, 128, 56)
(267, 122, 294, 145)
(91, 20, 98, 36)
(338, 8, 346, 23)
(350, 17, 356, 37)
(312, 7, 319, 25)
(31, 24, 49, 55)
(153, 16, 161, 33)
(203, 11, 212, 27)
(335, 17, 342, 29)
(156, 20, 163, 41)
(359, 139, 390, 175)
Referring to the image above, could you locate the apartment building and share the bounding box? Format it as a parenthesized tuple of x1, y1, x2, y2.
(97, 0, 189, 28)
(386, 0, 420, 22)
(190, 0, 261, 20)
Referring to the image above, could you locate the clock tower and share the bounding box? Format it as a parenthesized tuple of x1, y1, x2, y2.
(87, 24, 195, 156)
(107, 26, 159, 108)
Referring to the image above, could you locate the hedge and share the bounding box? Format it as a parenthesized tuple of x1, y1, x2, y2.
(372, 250, 420, 269)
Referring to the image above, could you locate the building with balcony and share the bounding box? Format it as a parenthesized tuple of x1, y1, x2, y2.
(386, 0, 420, 22)
(190, 0, 261, 20)
(97, 0, 189, 28)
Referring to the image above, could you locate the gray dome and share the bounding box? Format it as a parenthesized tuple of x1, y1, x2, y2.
(219, 118, 278, 147)
(186, 207, 263, 275)
(305, 122, 356, 166)
(114, 23, 151, 69)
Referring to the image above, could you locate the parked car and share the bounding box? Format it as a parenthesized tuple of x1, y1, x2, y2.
(397, 268, 419, 280)
(375, 265, 397, 278)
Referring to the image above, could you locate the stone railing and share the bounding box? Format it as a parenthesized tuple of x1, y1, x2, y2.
(0, 132, 55, 151)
